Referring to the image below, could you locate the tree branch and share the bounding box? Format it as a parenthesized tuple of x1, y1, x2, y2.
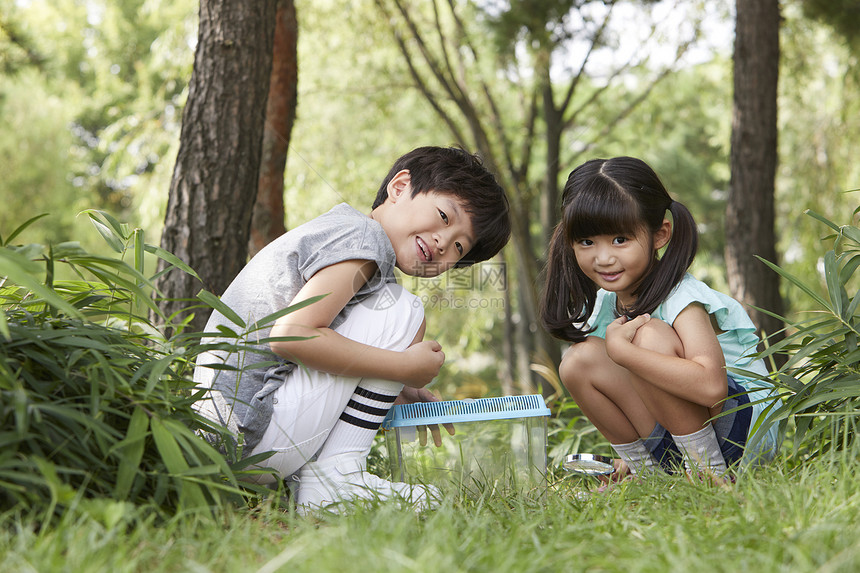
(558, 2, 614, 116)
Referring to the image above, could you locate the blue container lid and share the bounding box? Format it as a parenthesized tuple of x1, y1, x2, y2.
(382, 394, 550, 429)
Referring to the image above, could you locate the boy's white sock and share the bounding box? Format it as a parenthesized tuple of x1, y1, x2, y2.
(671, 424, 728, 475)
(611, 438, 657, 475)
(316, 380, 402, 460)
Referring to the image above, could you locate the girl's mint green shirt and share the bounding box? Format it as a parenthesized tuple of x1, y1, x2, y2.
(585, 273, 779, 462)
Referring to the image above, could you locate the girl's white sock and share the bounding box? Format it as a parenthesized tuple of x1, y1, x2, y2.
(671, 424, 728, 475)
(611, 438, 657, 475)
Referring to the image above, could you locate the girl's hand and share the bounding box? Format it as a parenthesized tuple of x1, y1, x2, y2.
(401, 339, 445, 388)
(597, 458, 631, 485)
(605, 313, 651, 359)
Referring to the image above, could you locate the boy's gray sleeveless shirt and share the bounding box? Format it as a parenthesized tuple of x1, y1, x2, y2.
(195, 204, 397, 453)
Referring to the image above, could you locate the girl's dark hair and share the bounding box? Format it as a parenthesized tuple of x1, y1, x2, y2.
(540, 156, 698, 342)
(372, 146, 511, 267)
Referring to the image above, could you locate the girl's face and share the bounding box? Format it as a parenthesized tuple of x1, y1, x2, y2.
(572, 221, 671, 308)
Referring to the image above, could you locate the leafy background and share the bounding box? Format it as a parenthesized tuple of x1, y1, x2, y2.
(0, 0, 858, 526)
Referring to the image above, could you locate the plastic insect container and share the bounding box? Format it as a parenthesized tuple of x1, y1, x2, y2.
(381, 395, 551, 496)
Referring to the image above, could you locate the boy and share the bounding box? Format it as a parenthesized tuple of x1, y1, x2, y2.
(194, 146, 511, 512)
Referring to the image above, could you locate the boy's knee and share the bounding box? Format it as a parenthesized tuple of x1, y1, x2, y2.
(631, 318, 683, 357)
(408, 318, 427, 347)
(342, 284, 425, 350)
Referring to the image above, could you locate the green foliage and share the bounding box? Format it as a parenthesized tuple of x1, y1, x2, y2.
(799, 0, 860, 46)
(0, 0, 196, 248)
(778, 6, 860, 311)
(0, 212, 272, 520)
(750, 209, 860, 460)
(0, 71, 86, 246)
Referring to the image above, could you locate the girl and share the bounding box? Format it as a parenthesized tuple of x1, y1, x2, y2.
(541, 157, 778, 479)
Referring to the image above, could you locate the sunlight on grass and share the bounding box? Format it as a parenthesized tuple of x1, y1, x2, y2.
(3, 458, 860, 573)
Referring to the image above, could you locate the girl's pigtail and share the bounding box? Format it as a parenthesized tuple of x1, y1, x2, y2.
(662, 200, 698, 285)
(633, 200, 698, 316)
(540, 223, 593, 343)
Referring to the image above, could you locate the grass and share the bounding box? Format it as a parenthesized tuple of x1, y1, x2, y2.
(2, 456, 859, 573)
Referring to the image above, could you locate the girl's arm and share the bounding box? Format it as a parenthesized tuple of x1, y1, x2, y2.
(605, 303, 727, 408)
(267, 259, 444, 389)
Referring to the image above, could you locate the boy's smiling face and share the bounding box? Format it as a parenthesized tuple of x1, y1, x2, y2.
(374, 170, 476, 278)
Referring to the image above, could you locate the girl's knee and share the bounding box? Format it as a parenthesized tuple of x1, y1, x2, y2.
(559, 339, 604, 392)
(631, 317, 684, 357)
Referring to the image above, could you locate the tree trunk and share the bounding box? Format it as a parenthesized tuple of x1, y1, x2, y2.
(727, 0, 785, 349)
(249, 0, 297, 257)
(538, 71, 564, 390)
(156, 0, 278, 332)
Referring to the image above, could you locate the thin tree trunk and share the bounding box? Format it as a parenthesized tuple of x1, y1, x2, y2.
(250, 0, 297, 256)
(155, 0, 277, 332)
(727, 0, 785, 351)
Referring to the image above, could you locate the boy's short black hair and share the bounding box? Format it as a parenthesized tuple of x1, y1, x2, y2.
(372, 146, 511, 267)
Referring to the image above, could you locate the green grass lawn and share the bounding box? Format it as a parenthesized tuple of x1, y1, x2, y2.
(3, 456, 859, 573)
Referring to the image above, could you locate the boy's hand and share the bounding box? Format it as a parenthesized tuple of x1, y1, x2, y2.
(395, 387, 456, 447)
(401, 340, 445, 388)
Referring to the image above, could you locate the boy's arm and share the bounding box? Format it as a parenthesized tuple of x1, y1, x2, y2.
(268, 259, 444, 388)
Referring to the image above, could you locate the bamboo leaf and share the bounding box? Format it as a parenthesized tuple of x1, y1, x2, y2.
(150, 417, 209, 509)
(81, 209, 128, 241)
(197, 290, 245, 328)
(258, 335, 316, 344)
(215, 325, 239, 338)
(114, 406, 149, 500)
(196, 363, 239, 371)
(2, 214, 50, 247)
(0, 310, 9, 341)
(823, 250, 844, 318)
(143, 355, 175, 395)
(133, 228, 145, 286)
(51, 336, 114, 351)
(83, 214, 125, 253)
(791, 389, 860, 412)
(64, 254, 154, 287)
(163, 419, 234, 481)
(804, 209, 842, 233)
(0, 244, 42, 274)
(840, 223, 860, 245)
(229, 449, 277, 471)
(755, 255, 831, 310)
(251, 294, 328, 330)
(0, 251, 83, 318)
(150, 418, 189, 475)
(839, 251, 860, 286)
(144, 244, 201, 281)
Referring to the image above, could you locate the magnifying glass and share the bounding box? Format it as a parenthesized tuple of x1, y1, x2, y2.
(563, 453, 616, 476)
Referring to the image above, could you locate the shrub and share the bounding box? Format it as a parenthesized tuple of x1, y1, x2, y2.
(749, 208, 860, 461)
(0, 212, 265, 520)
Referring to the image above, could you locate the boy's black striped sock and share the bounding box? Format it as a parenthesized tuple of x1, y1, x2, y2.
(316, 380, 402, 459)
